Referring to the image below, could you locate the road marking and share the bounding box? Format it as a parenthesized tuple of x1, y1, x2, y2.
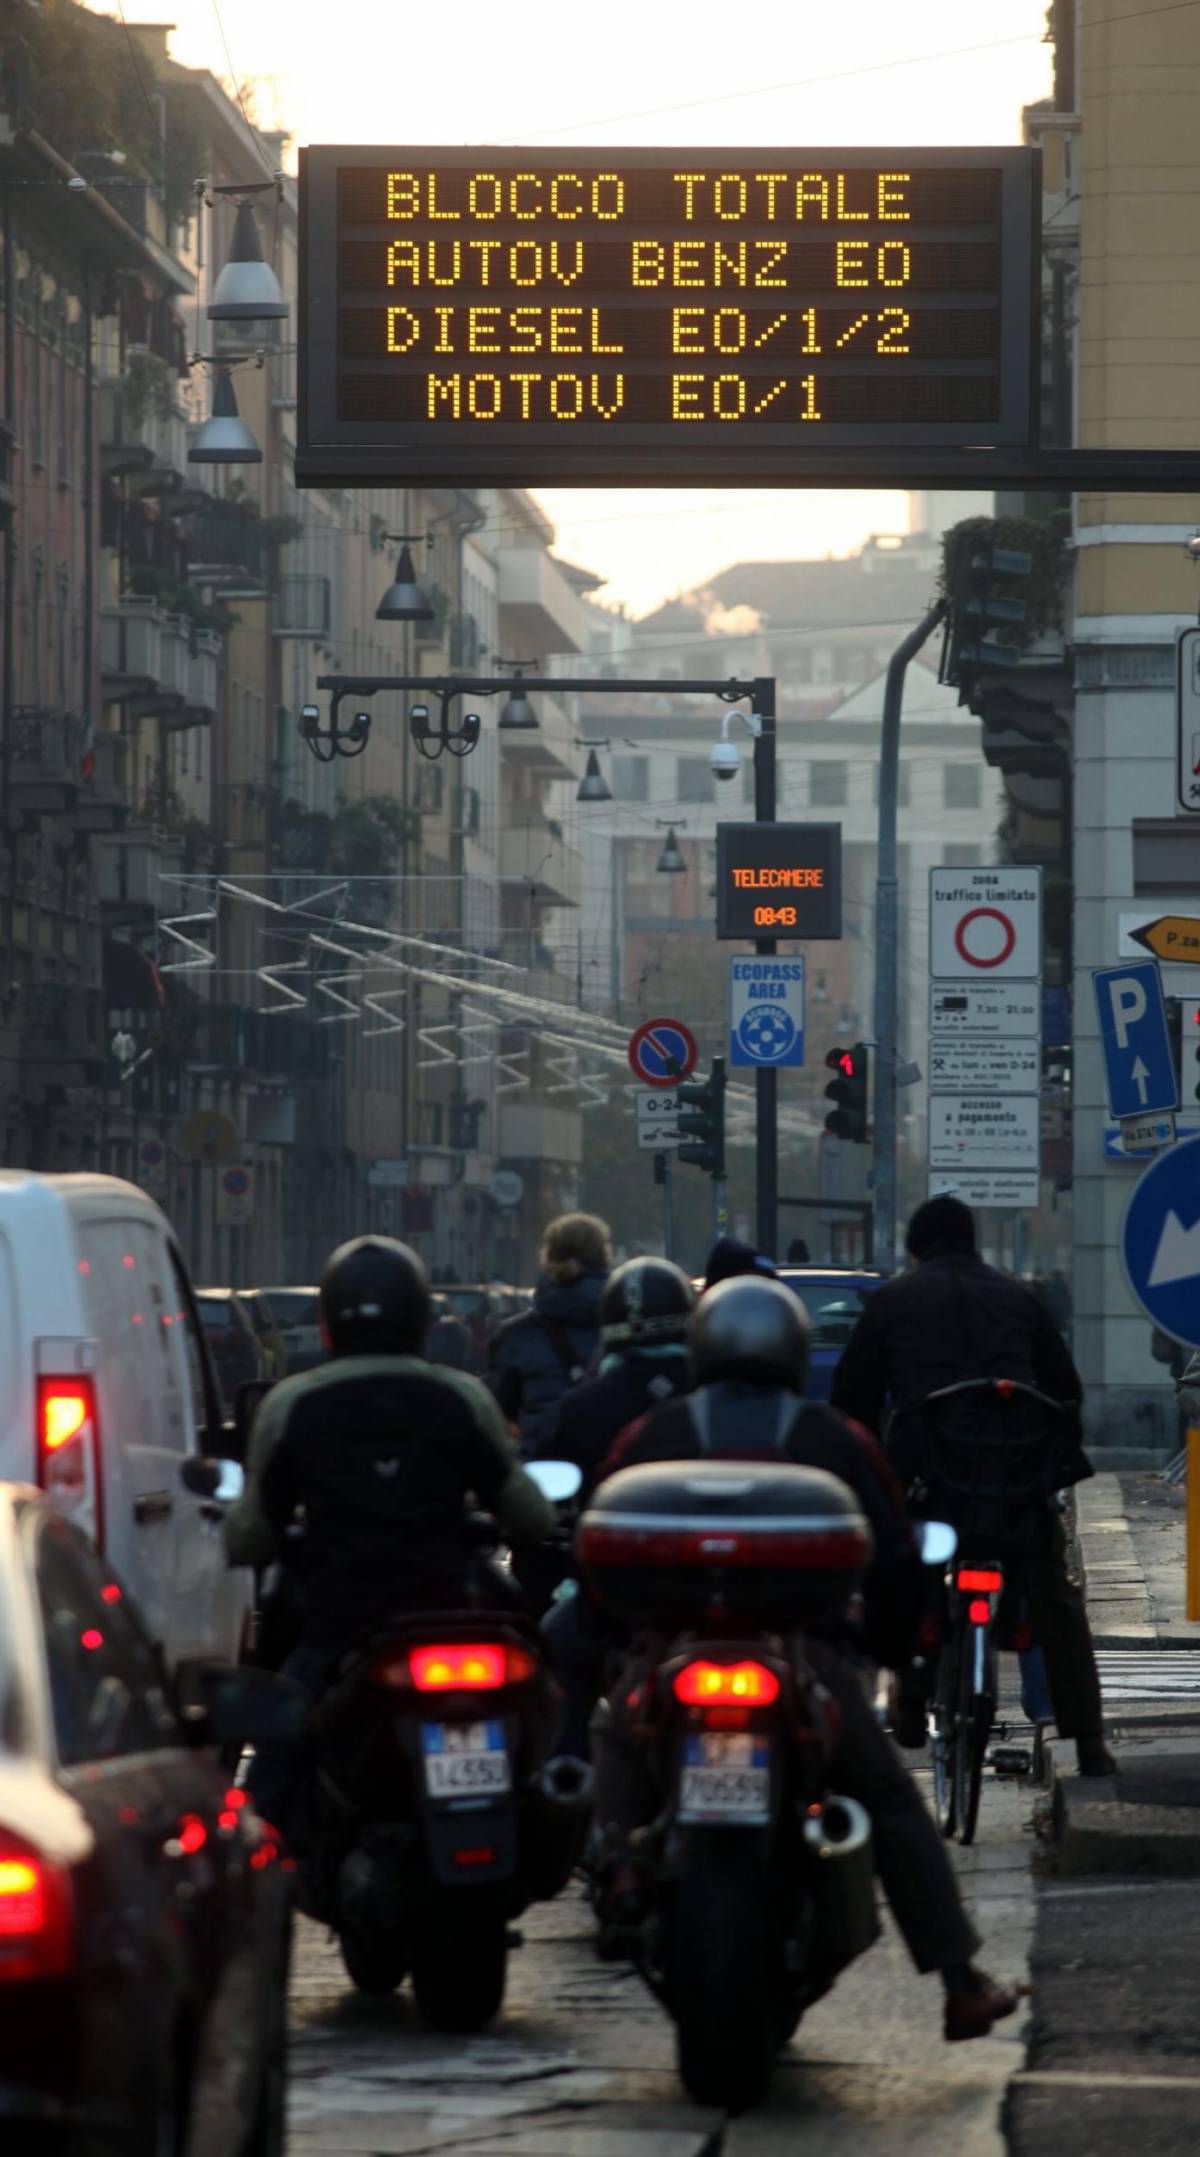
(1097, 1649, 1200, 1699)
(1016, 2069, 1200, 2093)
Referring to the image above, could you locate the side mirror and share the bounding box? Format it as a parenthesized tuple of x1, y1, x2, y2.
(526, 1459, 584, 1505)
(180, 1456, 245, 1504)
(178, 1661, 309, 1748)
(918, 1520, 958, 1567)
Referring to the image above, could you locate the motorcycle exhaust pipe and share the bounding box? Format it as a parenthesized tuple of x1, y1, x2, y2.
(802, 1794, 872, 1862)
(539, 1754, 595, 1811)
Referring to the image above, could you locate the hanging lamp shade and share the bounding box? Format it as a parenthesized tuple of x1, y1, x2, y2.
(576, 749, 612, 802)
(498, 682, 538, 730)
(187, 368, 262, 464)
(207, 200, 288, 322)
(656, 825, 686, 874)
(375, 542, 435, 624)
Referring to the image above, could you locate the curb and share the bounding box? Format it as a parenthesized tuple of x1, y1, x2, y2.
(1048, 1766, 1200, 1876)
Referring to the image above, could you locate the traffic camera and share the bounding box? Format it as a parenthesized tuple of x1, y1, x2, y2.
(823, 1044, 870, 1144)
(677, 1056, 727, 1178)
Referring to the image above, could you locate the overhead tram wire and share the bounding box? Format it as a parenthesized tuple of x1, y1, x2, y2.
(209, 0, 278, 178)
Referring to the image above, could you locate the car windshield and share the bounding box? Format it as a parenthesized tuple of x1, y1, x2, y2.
(444, 1290, 488, 1320)
(786, 1280, 873, 1349)
(195, 1297, 233, 1331)
(262, 1290, 319, 1328)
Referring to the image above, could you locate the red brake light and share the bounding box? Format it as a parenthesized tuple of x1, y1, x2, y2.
(175, 1815, 207, 1856)
(967, 1598, 993, 1626)
(673, 1659, 780, 1708)
(396, 1641, 537, 1693)
(36, 1376, 102, 1548)
(40, 1386, 90, 1453)
(994, 1379, 1016, 1400)
(957, 1567, 1004, 1593)
(0, 1834, 73, 1983)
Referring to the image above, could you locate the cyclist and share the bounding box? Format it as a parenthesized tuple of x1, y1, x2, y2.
(830, 1194, 1112, 1777)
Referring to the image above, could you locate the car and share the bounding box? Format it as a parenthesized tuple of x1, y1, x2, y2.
(774, 1267, 883, 1401)
(195, 1289, 268, 1409)
(437, 1283, 527, 1370)
(0, 1172, 251, 1669)
(0, 1483, 300, 2154)
(251, 1286, 324, 1374)
(237, 1289, 289, 1382)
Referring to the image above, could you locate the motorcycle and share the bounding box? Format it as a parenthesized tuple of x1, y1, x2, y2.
(288, 1460, 592, 2030)
(574, 1455, 921, 2112)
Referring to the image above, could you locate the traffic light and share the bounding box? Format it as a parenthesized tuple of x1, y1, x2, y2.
(1167, 998, 1200, 1105)
(941, 530, 1033, 700)
(823, 1043, 870, 1143)
(677, 1055, 727, 1177)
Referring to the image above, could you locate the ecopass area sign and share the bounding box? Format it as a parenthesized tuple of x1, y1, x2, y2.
(297, 145, 1039, 487)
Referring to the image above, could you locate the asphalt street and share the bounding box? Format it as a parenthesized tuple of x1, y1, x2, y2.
(284, 1753, 1038, 2156)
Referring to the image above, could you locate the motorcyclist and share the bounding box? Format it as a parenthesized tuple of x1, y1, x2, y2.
(830, 1194, 1112, 1776)
(225, 1234, 554, 1822)
(535, 1257, 696, 1755)
(591, 1275, 1020, 2043)
(486, 1212, 612, 1449)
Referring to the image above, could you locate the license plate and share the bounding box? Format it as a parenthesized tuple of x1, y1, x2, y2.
(421, 1720, 511, 1798)
(678, 1731, 770, 1823)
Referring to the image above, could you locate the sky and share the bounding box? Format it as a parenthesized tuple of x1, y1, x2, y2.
(97, 0, 1054, 612)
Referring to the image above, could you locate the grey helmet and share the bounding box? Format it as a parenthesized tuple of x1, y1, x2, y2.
(690, 1275, 811, 1392)
(599, 1257, 695, 1351)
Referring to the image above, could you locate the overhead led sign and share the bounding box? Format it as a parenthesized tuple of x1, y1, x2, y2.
(716, 824, 842, 943)
(297, 145, 1039, 487)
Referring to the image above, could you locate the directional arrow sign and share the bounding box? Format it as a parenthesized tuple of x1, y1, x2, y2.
(1122, 1132, 1200, 1349)
(1092, 960, 1178, 1121)
(1128, 916, 1200, 966)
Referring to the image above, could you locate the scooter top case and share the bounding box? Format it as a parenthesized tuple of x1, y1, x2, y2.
(577, 1460, 872, 1629)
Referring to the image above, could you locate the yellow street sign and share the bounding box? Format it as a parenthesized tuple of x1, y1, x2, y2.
(1130, 917, 1200, 965)
(184, 1109, 240, 1164)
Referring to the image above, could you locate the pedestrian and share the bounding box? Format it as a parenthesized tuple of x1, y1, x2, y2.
(703, 1233, 777, 1289)
(486, 1211, 612, 1449)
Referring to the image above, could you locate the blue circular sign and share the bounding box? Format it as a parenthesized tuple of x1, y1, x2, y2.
(1121, 1133, 1200, 1350)
(222, 1167, 251, 1198)
(628, 1017, 697, 1087)
(736, 1003, 797, 1065)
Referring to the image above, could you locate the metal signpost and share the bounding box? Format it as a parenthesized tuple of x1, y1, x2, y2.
(927, 866, 1043, 1215)
(729, 956, 806, 1070)
(1178, 625, 1200, 814)
(1091, 960, 1178, 1150)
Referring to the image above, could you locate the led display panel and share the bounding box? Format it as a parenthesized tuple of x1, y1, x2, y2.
(298, 146, 1039, 486)
(716, 824, 842, 942)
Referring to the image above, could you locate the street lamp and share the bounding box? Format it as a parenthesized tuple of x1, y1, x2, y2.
(655, 822, 687, 875)
(576, 748, 612, 803)
(188, 367, 261, 464)
(207, 198, 288, 323)
(375, 538, 435, 625)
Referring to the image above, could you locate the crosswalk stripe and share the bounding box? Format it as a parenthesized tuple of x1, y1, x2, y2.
(1097, 1649, 1200, 1699)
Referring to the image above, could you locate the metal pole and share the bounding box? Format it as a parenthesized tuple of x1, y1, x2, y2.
(1189, 1425, 1200, 1623)
(662, 1153, 674, 1261)
(873, 601, 947, 1274)
(2, 183, 14, 841)
(753, 678, 777, 1259)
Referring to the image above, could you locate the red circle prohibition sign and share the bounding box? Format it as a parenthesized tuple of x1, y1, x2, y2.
(953, 906, 1016, 970)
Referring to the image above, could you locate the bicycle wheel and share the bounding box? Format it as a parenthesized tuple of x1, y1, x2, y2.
(954, 1626, 995, 1847)
(930, 1642, 958, 1840)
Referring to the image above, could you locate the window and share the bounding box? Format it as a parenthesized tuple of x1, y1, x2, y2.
(872, 763, 911, 807)
(611, 754, 648, 801)
(676, 757, 712, 803)
(810, 761, 848, 807)
(944, 843, 981, 866)
(33, 1516, 176, 1764)
(944, 762, 982, 810)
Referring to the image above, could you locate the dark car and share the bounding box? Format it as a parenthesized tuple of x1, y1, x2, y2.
(195, 1288, 266, 1410)
(438, 1284, 527, 1372)
(774, 1267, 884, 1401)
(238, 1290, 289, 1381)
(0, 1483, 296, 2153)
(252, 1286, 324, 1375)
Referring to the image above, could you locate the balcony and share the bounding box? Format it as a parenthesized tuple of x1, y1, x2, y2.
(499, 1099, 582, 1169)
(101, 605, 218, 728)
(73, 730, 130, 836)
(497, 548, 590, 654)
(9, 708, 82, 818)
(99, 373, 192, 499)
(274, 573, 331, 639)
(94, 828, 189, 916)
(496, 686, 577, 777)
(499, 807, 579, 908)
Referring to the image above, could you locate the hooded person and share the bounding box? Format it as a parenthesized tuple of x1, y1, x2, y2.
(486, 1212, 613, 1450)
(703, 1234, 778, 1290)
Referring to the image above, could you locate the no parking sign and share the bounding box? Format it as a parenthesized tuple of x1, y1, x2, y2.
(628, 1017, 697, 1087)
(217, 1164, 255, 1227)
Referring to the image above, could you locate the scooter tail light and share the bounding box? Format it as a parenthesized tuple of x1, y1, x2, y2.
(673, 1659, 780, 1708)
(375, 1641, 538, 1692)
(956, 1566, 1004, 1593)
(967, 1598, 993, 1626)
(0, 1834, 74, 1983)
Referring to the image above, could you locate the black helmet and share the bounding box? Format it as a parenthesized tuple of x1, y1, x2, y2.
(689, 1275, 811, 1392)
(599, 1257, 695, 1351)
(319, 1235, 431, 1357)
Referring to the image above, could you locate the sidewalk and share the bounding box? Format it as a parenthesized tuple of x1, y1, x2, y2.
(1046, 1471, 1200, 1875)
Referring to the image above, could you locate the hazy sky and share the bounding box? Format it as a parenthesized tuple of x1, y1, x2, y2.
(99, 0, 1053, 611)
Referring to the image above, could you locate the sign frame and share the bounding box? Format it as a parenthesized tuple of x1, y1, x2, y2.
(928, 983, 1041, 1038)
(927, 1040, 1039, 1093)
(1091, 959, 1178, 1121)
(1121, 1132, 1200, 1350)
(715, 822, 842, 942)
(928, 1092, 1041, 1173)
(729, 955, 806, 1069)
(929, 866, 1043, 982)
(298, 143, 1040, 488)
(1179, 624, 1200, 814)
(628, 1017, 698, 1087)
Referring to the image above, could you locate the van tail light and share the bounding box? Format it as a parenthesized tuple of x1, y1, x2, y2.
(673, 1659, 780, 1709)
(0, 1833, 74, 1984)
(956, 1566, 1004, 1594)
(37, 1376, 102, 1550)
(374, 1641, 538, 1692)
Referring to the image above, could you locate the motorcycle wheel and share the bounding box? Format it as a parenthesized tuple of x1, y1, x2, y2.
(339, 1928, 409, 1997)
(409, 1902, 508, 2032)
(666, 1829, 775, 2113)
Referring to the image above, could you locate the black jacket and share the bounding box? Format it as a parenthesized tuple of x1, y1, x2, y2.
(830, 1245, 1091, 1491)
(224, 1355, 553, 1655)
(533, 1350, 691, 1500)
(486, 1270, 607, 1448)
(601, 1381, 921, 1669)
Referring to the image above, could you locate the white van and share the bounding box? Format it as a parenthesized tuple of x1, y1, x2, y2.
(0, 1171, 252, 1666)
